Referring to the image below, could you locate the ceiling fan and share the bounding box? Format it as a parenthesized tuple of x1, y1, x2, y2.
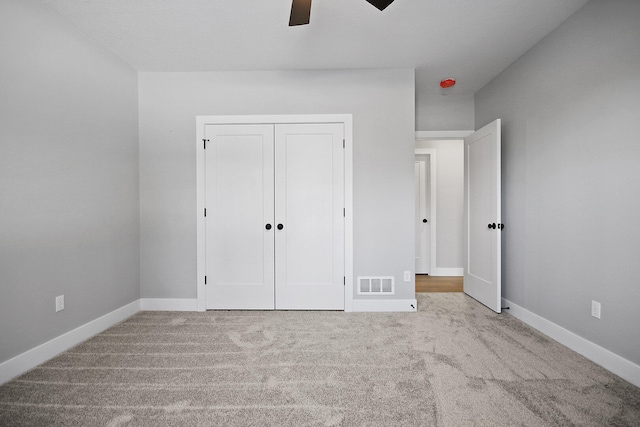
(289, 0, 395, 26)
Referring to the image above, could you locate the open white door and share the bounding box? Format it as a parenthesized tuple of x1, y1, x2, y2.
(464, 119, 502, 313)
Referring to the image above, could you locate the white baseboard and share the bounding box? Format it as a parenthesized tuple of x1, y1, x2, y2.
(140, 298, 199, 311)
(143, 297, 417, 313)
(503, 298, 640, 388)
(429, 268, 463, 276)
(350, 298, 418, 312)
(0, 300, 140, 385)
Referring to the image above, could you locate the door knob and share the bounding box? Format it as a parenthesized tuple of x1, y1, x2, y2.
(265, 224, 272, 230)
(422, 219, 428, 223)
(277, 224, 284, 230)
(488, 223, 496, 229)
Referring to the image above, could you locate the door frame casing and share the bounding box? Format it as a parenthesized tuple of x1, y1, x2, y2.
(196, 114, 354, 311)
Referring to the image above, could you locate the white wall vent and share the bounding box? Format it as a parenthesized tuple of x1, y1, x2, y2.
(357, 276, 395, 295)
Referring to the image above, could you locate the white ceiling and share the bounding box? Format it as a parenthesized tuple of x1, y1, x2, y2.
(39, 0, 589, 95)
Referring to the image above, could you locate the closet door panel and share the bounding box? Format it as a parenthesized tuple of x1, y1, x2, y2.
(275, 124, 344, 310)
(205, 125, 275, 309)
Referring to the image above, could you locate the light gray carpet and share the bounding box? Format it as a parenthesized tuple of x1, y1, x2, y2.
(1, 293, 639, 426)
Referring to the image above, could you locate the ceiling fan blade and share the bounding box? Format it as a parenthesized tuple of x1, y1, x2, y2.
(289, 0, 312, 26)
(365, 0, 395, 11)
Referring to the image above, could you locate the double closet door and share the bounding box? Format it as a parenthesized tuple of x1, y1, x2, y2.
(205, 123, 344, 310)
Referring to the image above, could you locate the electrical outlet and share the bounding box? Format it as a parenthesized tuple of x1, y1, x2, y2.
(55, 295, 64, 312)
(403, 271, 411, 282)
(591, 300, 601, 319)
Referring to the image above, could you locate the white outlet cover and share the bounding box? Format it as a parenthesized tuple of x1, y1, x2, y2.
(591, 301, 601, 319)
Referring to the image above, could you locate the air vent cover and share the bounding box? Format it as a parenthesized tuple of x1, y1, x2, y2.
(357, 276, 395, 295)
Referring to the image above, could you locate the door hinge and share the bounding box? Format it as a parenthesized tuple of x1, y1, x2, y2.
(204, 208, 207, 217)
(344, 276, 346, 286)
(203, 139, 209, 149)
(343, 139, 345, 148)
(343, 208, 345, 217)
(204, 276, 207, 285)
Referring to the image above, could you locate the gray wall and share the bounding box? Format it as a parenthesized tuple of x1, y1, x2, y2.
(476, 0, 640, 365)
(415, 139, 464, 271)
(416, 91, 474, 131)
(138, 69, 416, 301)
(0, 0, 140, 363)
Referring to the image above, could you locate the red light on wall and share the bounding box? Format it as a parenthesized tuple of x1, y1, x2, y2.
(440, 78, 456, 89)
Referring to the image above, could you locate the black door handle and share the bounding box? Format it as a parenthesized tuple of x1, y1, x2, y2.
(265, 224, 272, 230)
(422, 219, 428, 223)
(277, 224, 284, 230)
(488, 223, 496, 229)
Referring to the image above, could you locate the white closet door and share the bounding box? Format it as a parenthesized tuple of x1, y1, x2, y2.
(415, 160, 430, 274)
(274, 124, 345, 310)
(205, 124, 275, 309)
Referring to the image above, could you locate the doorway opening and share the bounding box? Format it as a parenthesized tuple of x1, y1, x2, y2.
(414, 131, 471, 292)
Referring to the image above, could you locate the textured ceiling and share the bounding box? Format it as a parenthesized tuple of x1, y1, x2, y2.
(39, 0, 589, 95)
